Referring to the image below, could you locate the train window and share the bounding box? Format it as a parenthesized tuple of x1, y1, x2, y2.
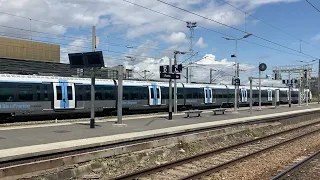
(161, 87, 169, 99)
(84, 86, 90, 100)
(37, 92, 41, 101)
(56, 86, 62, 100)
(177, 88, 183, 99)
(18, 85, 34, 101)
(75, 85, 83, 101)
(186, 90, 192, 98)
(0, 83, 16, 102)
(44, 92, 48, 100)
(67, 86, 73, 100)
(94, 86, 102, 100)
(156, 88, 160, 99)
(150, 88, 155, 99)
(101, 85, 114, 100)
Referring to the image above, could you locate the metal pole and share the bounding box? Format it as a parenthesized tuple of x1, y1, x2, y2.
(289, 71, 292, 108)
(306, 71, 309, 106)
(234, 40, 238, 112)
(210, 69, 212, 84)
(299, 71, 301, 106)
(318, 59, 320, 104)
(117, 65, 123, 124)
(174, 52, 177, 113)
(237, 62, 240, 108)
(186, 67, 189, 83)
(169, 57, 173, 120)
(249, 77, 252, 114)
(258, 72, 261, 109)
(144, 70, 147, 80)
(90, 26, 96, 129)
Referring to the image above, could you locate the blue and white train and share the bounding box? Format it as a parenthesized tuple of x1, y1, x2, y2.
(0, 74, 310, 120)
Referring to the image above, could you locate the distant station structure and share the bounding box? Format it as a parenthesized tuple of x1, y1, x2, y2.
(0, 37, 133, 79)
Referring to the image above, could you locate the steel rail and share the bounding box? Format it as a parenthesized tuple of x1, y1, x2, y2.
(112, 121, 320, 180)
(271, 150, 320, 180)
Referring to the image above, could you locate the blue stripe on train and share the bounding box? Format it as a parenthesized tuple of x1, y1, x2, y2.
(152, 83, 157, 105)
(205, 86, 210, 104)
(59, 80, 69, 108)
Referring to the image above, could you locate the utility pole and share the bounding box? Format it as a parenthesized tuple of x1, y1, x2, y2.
(90, 26, 96, 128)
(223, 33, 252, 112)
(258, 63, 262, 110)
(289, 71, 292, 108)
(117, 65, 124, 124)
(210, 68, 213, 84)
(174, 53, 178, 113)
(168, 57, 173, 120)
(249, 77, 253, 114)
(173, 51, 185, 113)
(306, 70, 309, 106)
(299, 71, 302, 106)
(186, 67, 189, 83)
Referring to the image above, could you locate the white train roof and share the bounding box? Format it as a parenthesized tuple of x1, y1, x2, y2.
(0, 74, 301, 91)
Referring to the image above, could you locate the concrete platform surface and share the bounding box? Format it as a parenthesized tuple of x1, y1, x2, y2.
(0, 104, 319, 162)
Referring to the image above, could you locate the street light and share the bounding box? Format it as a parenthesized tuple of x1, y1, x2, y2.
(223, 33, 253, 112)
(173, 50, 186, 114)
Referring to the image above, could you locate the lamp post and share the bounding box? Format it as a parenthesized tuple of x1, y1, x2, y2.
(173, 50, 186, 113)
(224, 33, 252, 112)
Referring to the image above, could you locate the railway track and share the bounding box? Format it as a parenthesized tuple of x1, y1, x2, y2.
(272, 150, 320, 180)
(112, 121, 320, 180)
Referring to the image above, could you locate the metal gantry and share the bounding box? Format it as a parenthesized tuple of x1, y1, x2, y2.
(273, 64, 313, 106)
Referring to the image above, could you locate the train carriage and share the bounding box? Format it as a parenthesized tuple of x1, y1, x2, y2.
(0, 74, 310, 120)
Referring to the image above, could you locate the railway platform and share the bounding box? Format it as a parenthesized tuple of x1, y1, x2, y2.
(0, 104, 319, 163)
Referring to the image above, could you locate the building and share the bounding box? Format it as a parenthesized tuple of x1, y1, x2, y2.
(0, 37, 60, 63)
(0, 37, 135, 79)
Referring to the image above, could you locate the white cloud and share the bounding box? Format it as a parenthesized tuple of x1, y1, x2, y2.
(168, 32, 188, 44)
(60, 38, 88, 63)
(195, 37, 207, 48)
(228, 0, 300, 10)
(311, 33, 320, 41)
(127, 53, 254, 83)
(0, 0, 300, 85)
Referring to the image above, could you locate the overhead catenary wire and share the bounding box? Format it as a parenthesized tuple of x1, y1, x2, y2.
(0, 24, 174, 53)
(219, 0, 320, 50)
(156, 0, 318, 59)
(305, 0, 320, 13)
(122, 0, 316, 60)
(0, 10, 173, 51)
(0, 11, 91, 33)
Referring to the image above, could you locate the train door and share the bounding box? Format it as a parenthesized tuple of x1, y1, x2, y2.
(267, 89, 273, 101)
(240, 88, 248, 102)
(148, 83, 161, 105)
(204, 87, 213, 104)
(53, 81, 75, 109)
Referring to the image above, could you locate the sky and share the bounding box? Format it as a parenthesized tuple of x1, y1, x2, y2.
(0, 0, 319, 86)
